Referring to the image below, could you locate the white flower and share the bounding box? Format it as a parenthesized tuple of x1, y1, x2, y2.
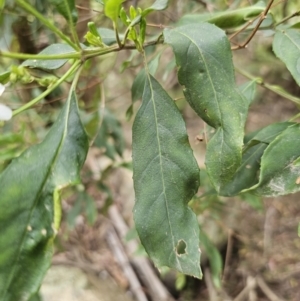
(0, 84, 12, 121)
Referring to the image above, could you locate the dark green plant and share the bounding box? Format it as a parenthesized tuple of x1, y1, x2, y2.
(1, 0, 300, 299)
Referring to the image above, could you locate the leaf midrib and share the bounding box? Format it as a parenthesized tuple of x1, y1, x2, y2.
(146, 73, 182, 270)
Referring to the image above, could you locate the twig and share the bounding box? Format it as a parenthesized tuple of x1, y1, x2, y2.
(229, 16, 258, 41)
(108, 205, 175, 301)
(106, 226, 148, 301)
(204, 268, 220, 301)
(256, 276, 286, 301)
(233, 276, 256, 301)
(275, 10, 300, 26)
(222, 228, 233, 282)
(236, 67, 300, 105)
(52, 257, 104, 274)
(231, 0, 274, 50)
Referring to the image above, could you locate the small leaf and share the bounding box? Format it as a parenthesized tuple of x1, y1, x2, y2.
(178, 2, 265, 29)
(22, 44, 76, 70)
(164, 24, 248, 192)
(49, 0, 78, 24)
(221, 122, 295, 196)
(0, 88, 88, 300)
(104, 0, 125, 22)
(139, 17, 147, 45)
(142, 0, 169, 16)
(132, 73, 201, 278)
(244, 121, 296, 151)
(248, 124, 300, 196)
(273, 28, 300, 86)
(0, 71, 10, 84)
(97, 28, 124, 45)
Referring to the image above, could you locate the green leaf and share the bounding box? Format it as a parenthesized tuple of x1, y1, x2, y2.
(22, 44, 76, 70)
(220, 143, 267, 196)
(238, 80, 257, 105)
(248, 124, 300, 196)
(131, 53, 161, 102)
(164, 24, 248, 192)
(93, 109, 124, 160)
(178, 2, 265, 29)
(273, 28, 300, 86)
(132, 73, 201, 278)
(104, 0, 125, 22)
(244, 121, 296, 151)
(0, 89, 88, 301)
(97, 28, 124, 45)
(49, 0, 78, 24)
(221, 122, 295, 196)
(0, 71, 10, 84)
(142, 0, 169, 16)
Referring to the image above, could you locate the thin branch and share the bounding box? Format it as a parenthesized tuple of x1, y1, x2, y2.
(106, 226, 148, 301)
(0, 51, 81, 60)
(222, 229, 233, 282)
(108, 205, 175, 301)
(256, 276, 286, 301)
(233, 276, 256, 301)
(236, 68, 300, 105)
(113, 22, 123, 49)
(204, 268, 220, 301)
(12, 61, 81, 116)
(229, 16, 258, 41)
(275, 10, 300, 26)
(231, 0, 274, 50)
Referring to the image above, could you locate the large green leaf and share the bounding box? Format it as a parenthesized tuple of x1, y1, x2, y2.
(132, 73, 201, 278)
(0, 89, 88, 301)
(164, 24, 248, 192)
(178, 2, 265, 29)
(22, 44, 76, 70)
(221, 122, 295, 196)
(247, 124, 300, 196)
(49, 0, 78, 24)
(273, 28, 300, 86)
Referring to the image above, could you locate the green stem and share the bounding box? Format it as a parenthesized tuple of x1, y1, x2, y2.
(16, 0, 79, 50)
(12, 61, 81, 116)
(83, 39, 162, 59)
(275, 10, 300, 27)
(113, 21, 123, 49)
(289, 112, 300, 122)
(62, 0, 81, 48)
(236, 68, 300, 105)
(0, 51, 81, 60)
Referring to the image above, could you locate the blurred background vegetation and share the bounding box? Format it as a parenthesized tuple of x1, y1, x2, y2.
(1, 0, 300, 300)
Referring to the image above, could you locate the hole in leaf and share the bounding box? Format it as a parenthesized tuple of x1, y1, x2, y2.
(176, 240, 187, 256)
